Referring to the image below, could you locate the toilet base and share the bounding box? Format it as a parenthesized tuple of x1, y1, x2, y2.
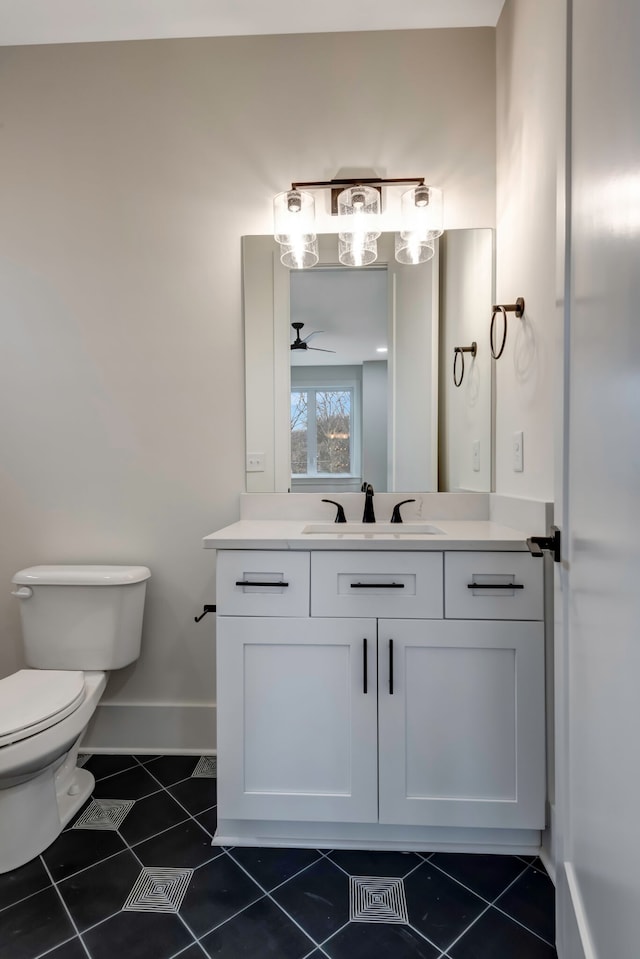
(0, 749, 95, 874)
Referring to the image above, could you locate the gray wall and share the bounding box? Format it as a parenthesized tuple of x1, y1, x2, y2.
(0, 29, 496, 749)
(495, 0, 565, 874)
(438, 228, 494, 492)
(495, 1, 563, 500)
(362, 361, 387, 493)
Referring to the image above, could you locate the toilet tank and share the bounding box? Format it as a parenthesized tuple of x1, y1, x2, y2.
(11, 565, 151, 670)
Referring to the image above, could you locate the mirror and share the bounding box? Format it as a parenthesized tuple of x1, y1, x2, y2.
(243, 229, 493, 493)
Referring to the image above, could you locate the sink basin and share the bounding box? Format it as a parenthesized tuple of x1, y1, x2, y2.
(302, 522, 445, 535)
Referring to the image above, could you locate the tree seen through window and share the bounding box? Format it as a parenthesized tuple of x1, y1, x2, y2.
(291, 389, 352, 474)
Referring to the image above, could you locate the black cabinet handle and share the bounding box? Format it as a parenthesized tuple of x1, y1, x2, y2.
(389, 639, 394, 695)
(363, 638, 368, 695)
(466, 583, 524, 590)
(350, 582, 405, 589)
(235, 580, 289, 587)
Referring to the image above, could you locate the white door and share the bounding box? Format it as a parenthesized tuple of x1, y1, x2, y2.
(556, 0, 640, 956)
(377, 619, 545, 828)
(216, 616, 378, 823)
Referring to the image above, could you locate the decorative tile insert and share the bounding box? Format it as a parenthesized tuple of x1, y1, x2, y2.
(123, 867, 193, 914)
(349, 876, 409, 924)
(72, 799, 135, 830)
(192, 756, 217, 778)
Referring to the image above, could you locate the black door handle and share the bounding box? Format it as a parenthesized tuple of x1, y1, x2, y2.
(389, 639, 394, 695)
(526, 526, 561, 563)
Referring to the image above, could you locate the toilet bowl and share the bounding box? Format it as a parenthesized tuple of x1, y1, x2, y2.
(0, 565, 150, 874)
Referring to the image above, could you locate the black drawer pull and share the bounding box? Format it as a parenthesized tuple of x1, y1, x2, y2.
(350, 582, 405, 589)
(235, 580, 289, 587)
(467, 582, 524, 590)
(363, 638, 368, 695)
(389, 639, 394, 695)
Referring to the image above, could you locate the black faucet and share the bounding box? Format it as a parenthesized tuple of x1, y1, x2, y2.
(361, 482, 375, 523)
(390, 499, 416, 523)
(322, 499, 347, 523)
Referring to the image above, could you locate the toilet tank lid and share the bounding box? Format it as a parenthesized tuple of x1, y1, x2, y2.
(12, 565, 151, 586)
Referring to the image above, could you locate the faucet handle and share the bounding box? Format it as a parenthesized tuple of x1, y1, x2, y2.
(322, 499, 347, 524)
(390, 499, 416, 524)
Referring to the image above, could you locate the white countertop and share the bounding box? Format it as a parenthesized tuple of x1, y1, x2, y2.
(203, 519, 531, 551)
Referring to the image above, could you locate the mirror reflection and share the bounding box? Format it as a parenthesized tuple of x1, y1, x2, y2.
(290, 266, 388, 492)
(243, 229, 493, 494)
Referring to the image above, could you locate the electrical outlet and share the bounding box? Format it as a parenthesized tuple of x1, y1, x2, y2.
(513, 431, 524, 472)
(246, 452, 265, 472)
(472, 441, 480, 472)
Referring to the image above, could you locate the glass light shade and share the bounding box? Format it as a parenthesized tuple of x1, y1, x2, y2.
(338, 234, 378, 267)
(279, 236, 319, 270)
(273, 190, 316, 243)
(337, 185, 381, 240)
(394, 232, 435, 265)
(399, 185, 443, 240)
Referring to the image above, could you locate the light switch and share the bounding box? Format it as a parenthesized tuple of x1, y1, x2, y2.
(513, 431, 524, 472)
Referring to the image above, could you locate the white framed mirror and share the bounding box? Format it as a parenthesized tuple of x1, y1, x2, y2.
(243, 229, 493, 493)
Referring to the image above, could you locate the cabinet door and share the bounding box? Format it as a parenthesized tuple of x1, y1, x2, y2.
(378, 619, 545, 829)
(217, 616, 378, 823)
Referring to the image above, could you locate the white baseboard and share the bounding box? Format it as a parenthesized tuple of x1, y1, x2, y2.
(557, 862, 597, 959)
(80, 702, 216, 755)
(539, 803, 556, 883)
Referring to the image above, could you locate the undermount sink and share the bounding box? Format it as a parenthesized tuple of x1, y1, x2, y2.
(301, 522, 445, 535)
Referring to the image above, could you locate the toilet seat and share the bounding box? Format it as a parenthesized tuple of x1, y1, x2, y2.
(0, 670, 86, 747)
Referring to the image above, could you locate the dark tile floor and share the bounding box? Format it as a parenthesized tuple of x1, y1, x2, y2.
(0, 755, 558, 959)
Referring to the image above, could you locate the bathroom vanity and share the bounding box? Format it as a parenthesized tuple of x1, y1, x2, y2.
(204, 494, 547, 854)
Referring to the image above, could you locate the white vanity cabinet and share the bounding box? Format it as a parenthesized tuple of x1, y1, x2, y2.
(215, 546, 545, 848)
(216, 616, 378, 823)
(377, 619, 544, 829)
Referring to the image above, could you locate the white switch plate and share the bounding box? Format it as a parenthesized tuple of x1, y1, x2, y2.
(513, 431, 524, 472)
(472, 441, 480, 472)
(246, 452, 265, 472)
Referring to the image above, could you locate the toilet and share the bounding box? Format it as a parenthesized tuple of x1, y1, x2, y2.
(0, 564, 150, 873)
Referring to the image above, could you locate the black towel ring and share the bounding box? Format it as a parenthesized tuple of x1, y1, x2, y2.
(490, 297, 525, 359)
(453, 342, 477, 387)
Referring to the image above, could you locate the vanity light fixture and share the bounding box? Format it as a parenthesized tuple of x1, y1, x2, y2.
(273, 190, 319, 268)
(337, 184, 381, 267)
(273, 177, 443, 269)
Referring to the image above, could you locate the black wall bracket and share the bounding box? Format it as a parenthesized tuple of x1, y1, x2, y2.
(526, 526, 561, 563)
(490, 297, 525, 359)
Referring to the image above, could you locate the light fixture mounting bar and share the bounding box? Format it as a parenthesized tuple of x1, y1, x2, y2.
(290, 177, 426, 215)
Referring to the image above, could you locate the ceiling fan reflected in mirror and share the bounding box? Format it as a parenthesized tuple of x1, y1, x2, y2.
(290, 322, 336, 353)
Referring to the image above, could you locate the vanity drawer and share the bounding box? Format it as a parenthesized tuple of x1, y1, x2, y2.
(311, 551, 443, 619)
(444, 552, 543, 620)
(217, 550, 310, 616)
